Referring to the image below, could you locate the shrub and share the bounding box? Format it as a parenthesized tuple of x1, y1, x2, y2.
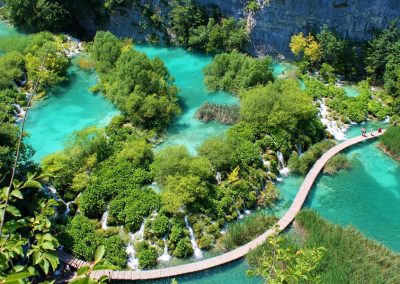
(221, 213, 277, 251)
(136, 242, 158, 269)
(380, 126, 400, 159)
(152, 215, 170, 238)
(173, 238, 194, 258)
(323, 154, 351, 175)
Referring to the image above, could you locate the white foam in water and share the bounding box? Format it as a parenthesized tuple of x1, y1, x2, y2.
(184, 216, 203, 259)
(126, 222, 146, 270)
(101, 210, 109, 230)
(236, 209, 244, 219)
(157, 237, 172, 262)
(318, 99, 348, 141)
(277, 151, 291, 176)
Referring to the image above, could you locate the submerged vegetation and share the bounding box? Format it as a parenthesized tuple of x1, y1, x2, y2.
(195, 102, 240, 124)
(323, 154, 352, 175)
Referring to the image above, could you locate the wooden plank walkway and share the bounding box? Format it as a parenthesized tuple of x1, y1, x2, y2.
(60, 132, 384, 280)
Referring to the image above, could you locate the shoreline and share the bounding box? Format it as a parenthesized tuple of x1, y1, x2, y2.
(377, 143, 400, 162)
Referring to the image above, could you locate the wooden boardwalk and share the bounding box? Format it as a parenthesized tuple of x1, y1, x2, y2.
(60, 132, 384, 280)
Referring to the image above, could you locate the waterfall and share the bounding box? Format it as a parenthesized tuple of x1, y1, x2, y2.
(277, 151, 290, 176)
(215, 172, 222, 185)
(126, 222, 146, 270)
(244, 208, 252, 215)
(297, 143, 302, 156)
(101, 210, 109, 230)
(236, 209, 244, 219)
(318, 99, 347, 141)
(184, 216, 203, 259)
(157, 237, 172, 262)
(63, 201, 73, 218)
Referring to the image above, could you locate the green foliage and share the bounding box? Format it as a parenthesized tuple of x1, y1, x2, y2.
(366, 20, 400, 83)
(136, 243, 158, 269)
(221, 213, 277, 251)
(4, 0, 70, 31)
(289, 140, 336, 175)
(162, 175, 209, 213)
(170, 0, 249, 53)
(197, 136, 235, 172)
(1, 175, 60, 282)
(151, 214, 170, 238)
(240, 80, 325, 155)
(204, 50, 274, 94)
(247, 230, 325, 284)
(323, 154, 352, 175)
(152, 146, 213, 185)
(108, 188, 161, 231)
(292, 210, 400, 283)
(380, 126, 400, 160)
(90, 32, 180, 131)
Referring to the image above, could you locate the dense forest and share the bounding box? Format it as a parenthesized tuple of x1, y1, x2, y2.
(0, 0, 399, 283)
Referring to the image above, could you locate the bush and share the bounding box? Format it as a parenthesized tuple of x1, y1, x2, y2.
(103, 235, 127, 268)
(199, 234, 214, 249)
(136, 242, 158, 269)
(323, 154, 351, 175)
(173, 238, 194, 258)
(204, 50, 274, 95)
(380, 126, 400, 159)
(152, 215, 170, 238)
(289, 140, 336, 175)
(221, 213, 277, 251)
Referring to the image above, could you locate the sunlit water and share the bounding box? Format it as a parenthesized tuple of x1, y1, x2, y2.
(343, 85, 360, 97)
(135, 45, 239, 154)
(25, 61, 119, 161)
(2, 20, 399, 283)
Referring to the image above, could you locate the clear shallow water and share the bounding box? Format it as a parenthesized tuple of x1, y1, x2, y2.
(25, 62, 119, 161)
(0, 20, 18, 37)
(135, 45, 239, 154)
(343, 85, 360, 97)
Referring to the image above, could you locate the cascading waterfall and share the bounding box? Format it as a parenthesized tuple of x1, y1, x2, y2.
(127, 222, 145, 270)
(318, 99, 347, 140)
(236, 209, 244, 219)
(277, 151, 290, 176)
(184, 216, 203, 259)
(157, 237, 172, 262)
(101, 210, 109, 230)
(215, 172, 222, 185)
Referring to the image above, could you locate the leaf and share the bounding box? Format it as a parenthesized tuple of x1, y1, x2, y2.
(10, 189, 23, 199)
(43, 252, 59, 271)
(22, 180, 42, 189)
(94, 245, 105, 263)
(77, 266, 90, 276)
(5, 272, 34, 282)
(6, 205, 21, 217)
(92, 263, 118, 271)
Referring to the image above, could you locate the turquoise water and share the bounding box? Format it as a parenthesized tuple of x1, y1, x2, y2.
(25, 62, 119, 161)
(135, 45, 239, 154)
(0, 20, 18, 37)
(343, 85, 360, 97)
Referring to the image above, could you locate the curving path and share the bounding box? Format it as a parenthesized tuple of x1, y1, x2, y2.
(59, 132, 384, 280)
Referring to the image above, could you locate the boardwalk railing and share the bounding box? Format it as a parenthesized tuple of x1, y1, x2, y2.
(60, 132, 384, 280)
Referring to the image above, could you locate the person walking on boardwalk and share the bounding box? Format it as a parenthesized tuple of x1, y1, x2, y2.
(370, 128, 374, 136)
(361, 127, 366, 136)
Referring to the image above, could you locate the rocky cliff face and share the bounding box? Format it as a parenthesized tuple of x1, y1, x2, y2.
(195, 0, 400, 57)
(77, 0, 400, 57)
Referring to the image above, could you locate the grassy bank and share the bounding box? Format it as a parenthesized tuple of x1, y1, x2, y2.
(247, 210, 400, 283)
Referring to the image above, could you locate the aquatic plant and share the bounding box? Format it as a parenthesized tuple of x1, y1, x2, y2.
(380, 126, 400, 160)
(323, 153, 351, 175)
(195, 102, 240, 125)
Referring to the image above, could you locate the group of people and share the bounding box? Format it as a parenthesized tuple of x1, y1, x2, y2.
(361, 127, 383, 137)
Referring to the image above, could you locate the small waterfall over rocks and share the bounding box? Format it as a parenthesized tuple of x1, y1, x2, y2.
(318, 99, 347, 141)
(236, 209, 244, 219)
(216, 172, 222, 185)
(101, 210, 109, 230)
(127, 222, 145, 270)
(277, 151, 290, 176)
(157, 237, 172, 262)
(184, 216, 203, 259)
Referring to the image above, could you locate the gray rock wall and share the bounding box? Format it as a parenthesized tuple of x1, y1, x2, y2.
(77, 0, 400, 57)
(195, 0, 400, 57)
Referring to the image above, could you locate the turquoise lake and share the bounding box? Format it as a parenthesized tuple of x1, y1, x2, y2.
(1, 21, 399, 283)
